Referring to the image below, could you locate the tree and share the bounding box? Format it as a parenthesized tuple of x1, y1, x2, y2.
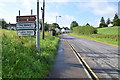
(51, 23, 60, 29)
(86, 23, 90, 26)
(44, 22, 49, 31)
(99, 17, 107, 28)
(0, 19, 7, 29)
(70, 21, 79, 30)
(39, 19, 51, 31)
(106, 18, 111, 25)
(112, 14, 120, 26)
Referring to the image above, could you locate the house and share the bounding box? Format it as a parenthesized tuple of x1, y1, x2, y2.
(61, 27, 70, 33)
(7, 23, 16, 30)
(55, 28, 61, 33)
(108, 23, 113, 27)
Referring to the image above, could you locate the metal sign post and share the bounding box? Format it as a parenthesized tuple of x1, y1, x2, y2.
(16, 1, 40, 52)
(36, 0, 40, 52)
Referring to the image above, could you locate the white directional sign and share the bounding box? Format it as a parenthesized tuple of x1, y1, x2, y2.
(17, 30, 35, 36)
(16, 15, 36, 37)
(16, 22, 36, 30)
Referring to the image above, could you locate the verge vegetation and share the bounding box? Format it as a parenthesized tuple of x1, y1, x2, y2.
(71, 26, 119, 46)
(1, 29, 59, 78)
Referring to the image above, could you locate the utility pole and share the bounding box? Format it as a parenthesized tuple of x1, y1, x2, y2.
(36, 0, 40, 52)
(41, 0, 45, 40)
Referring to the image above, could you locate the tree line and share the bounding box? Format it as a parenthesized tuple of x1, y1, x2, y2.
(70, 13, 120, 30)
(0, 18, 60, 31)
(99, 14, 120, 28)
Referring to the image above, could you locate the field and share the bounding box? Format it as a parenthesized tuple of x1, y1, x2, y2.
(97, 26, 118, 35)
(71, 26, 119, 46)
(1, 29, 59, 78)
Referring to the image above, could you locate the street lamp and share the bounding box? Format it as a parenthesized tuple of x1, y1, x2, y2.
(56, 16, 61, 24)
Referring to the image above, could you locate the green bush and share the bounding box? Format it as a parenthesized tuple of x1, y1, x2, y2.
(72, 25, 97, 35)
(72, 26, 81, 34)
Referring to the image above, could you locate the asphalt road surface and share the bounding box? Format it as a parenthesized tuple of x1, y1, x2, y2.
(59, 34, 119, 79)
(48, 38, 91, 79)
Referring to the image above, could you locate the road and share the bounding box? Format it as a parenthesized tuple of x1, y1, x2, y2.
(59, 34, 119, 79)
(48, 38, 91, 79)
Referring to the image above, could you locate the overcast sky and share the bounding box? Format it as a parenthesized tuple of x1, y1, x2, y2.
(0, 0, 119, 27)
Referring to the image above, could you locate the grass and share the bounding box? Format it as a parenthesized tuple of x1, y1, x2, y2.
(1, 29, 59, 79)
(70, 26, 119, 46)
(70, 33, 118, 45)
(97, 26, 118, 35)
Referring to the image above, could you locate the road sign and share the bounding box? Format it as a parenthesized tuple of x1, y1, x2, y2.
(16, 22, 36, 30)
(17, 30, 35, 36)
(16, 15, 36, 22)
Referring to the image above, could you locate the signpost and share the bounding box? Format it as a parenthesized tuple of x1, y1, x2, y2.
(16, 15, 36, 37)
(16, 16, 36, 22)
(16, 0, 40, 52)
(16, 22, 36, 30)
(17, 30, 35, 36)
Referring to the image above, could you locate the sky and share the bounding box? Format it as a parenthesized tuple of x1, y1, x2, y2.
(0, 0, 120, 28)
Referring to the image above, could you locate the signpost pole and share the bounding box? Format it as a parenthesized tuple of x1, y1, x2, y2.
(19, 10, 20, 16)
(31, 9, 33, 15)
(36, 0, 40, 52)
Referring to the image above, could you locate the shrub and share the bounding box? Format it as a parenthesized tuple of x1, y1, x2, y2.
(72, 26, 81, 34)
(72, 25, 97, 35)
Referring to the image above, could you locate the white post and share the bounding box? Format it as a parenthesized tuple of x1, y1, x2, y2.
(36, 0, 40, 52)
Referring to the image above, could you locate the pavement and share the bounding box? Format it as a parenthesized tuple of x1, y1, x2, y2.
(48, 38, 90, 79)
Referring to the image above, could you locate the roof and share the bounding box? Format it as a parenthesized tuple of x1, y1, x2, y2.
(62, 27, 70, 30)
(7, 23, 16, 26)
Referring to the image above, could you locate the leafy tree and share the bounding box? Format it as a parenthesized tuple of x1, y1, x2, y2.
(106, 18, 111, 25)
(112, 14, 120, 26)
(86, 23, 90, 26)
(72, 25, 97, 35)
(99, 17, 107, 28)
(51, 23, 60, 29)
(44, 22, 49, 31)
(0, 19, 8, 29)
(70, 21, 79, 30)
(39, 19, 52, 31)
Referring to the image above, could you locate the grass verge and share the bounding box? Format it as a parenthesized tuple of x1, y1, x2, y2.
(1, 29, 60, 79)
(70, 33, 118, 46)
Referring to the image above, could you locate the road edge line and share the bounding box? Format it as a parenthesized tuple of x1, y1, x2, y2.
(66, 40, 99, 80)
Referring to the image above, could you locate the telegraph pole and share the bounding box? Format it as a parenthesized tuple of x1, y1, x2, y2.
(36, 0, 40, 52)
(41, 0, 45, 40)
